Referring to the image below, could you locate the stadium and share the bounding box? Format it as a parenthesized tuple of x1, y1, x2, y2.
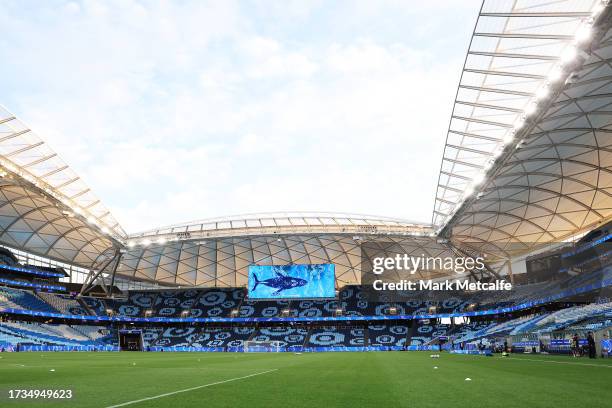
(1, 1, 612, 407)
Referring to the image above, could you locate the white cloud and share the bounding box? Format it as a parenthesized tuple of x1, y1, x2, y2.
(0, 0, 478, 232)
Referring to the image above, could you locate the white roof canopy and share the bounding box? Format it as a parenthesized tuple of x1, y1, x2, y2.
(0, 0, 610, 286)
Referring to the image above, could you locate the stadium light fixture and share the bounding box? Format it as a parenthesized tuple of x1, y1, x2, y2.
(560, 46, 578, 63)
(548, 66, 563, 82)
(472, 173, 485, 186)
(127, 241, 136, 248)
(575, 25, 592, 43)
(463, 185, 474, 199)
(535, 85, 549, 100)
(592, 1, 606, 16)
(524, 102, 538, 116)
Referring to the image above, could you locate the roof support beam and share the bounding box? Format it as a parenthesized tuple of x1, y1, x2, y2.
(446, 143, 494, 156)
(440, 170, 472, 181)
(443, 157, 485, 169)
(0, 116, 16, 125)
(22, 153, 57, 168)
(468, 50, 557, 60)
(459, 84, 532, 97)
(463, 68, 545, 80)
(474, 32, 572, 40)
(455, 100, 523, 113)
(480, 12, 591, 18)
(0, 129, 30, 143)
(4, 141, 44, 157)
(452, 115, 513, 128)
(448, 129, 503, 143)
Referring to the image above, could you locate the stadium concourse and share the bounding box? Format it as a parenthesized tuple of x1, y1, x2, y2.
(0, 0, 611, 370)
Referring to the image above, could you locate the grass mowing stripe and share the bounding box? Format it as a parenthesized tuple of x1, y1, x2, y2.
(502, 357, 612, 368)
(104, 369, 278, 408)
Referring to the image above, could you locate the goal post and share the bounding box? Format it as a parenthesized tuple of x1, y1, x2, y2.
(243, 340, 282, 353)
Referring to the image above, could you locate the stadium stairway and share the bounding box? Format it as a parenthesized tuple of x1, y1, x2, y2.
(303, 325, 315, 347)
(78, 297, 97, 316)
(509, 314, 549, 335)
(406, 321, 418, 346)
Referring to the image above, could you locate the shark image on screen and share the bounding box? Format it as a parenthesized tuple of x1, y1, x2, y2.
(248, 264, 336, 299)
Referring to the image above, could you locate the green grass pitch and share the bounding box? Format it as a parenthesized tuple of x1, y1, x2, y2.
(0, 351, 611, 408)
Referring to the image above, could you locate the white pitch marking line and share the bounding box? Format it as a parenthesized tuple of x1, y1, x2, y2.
(505, 357, 612, 368)
(104, 369, 278, 408)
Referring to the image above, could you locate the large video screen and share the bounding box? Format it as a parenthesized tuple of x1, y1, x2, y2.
(248, 264, 336, 299)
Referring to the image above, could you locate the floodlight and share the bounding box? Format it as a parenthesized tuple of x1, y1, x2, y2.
(535, 86, 549, 100)
(514, 116, 526, 130)
(524, 102, 537, 115)
(463, 185, 474, 198)
(592, 2, 605, 16)
(472, 173, 485, 186)
(548, 67, 563, 82)
(560, 46, 577, 63)
(575, 25, 592, 43)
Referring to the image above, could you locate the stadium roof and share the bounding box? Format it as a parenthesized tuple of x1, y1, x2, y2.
(435, 0, 612, 270)
(0, 106, 126, 241)
(0, 0, 611, 288)
(117, 229, 454, 287)
(128, 212, 432, 242)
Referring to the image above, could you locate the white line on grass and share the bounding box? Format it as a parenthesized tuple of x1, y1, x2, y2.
(104, 369, 278, 408)
(505, 357, 612, 368)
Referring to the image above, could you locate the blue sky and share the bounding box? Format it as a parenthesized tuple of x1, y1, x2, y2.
(0, 0, 479, 232)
